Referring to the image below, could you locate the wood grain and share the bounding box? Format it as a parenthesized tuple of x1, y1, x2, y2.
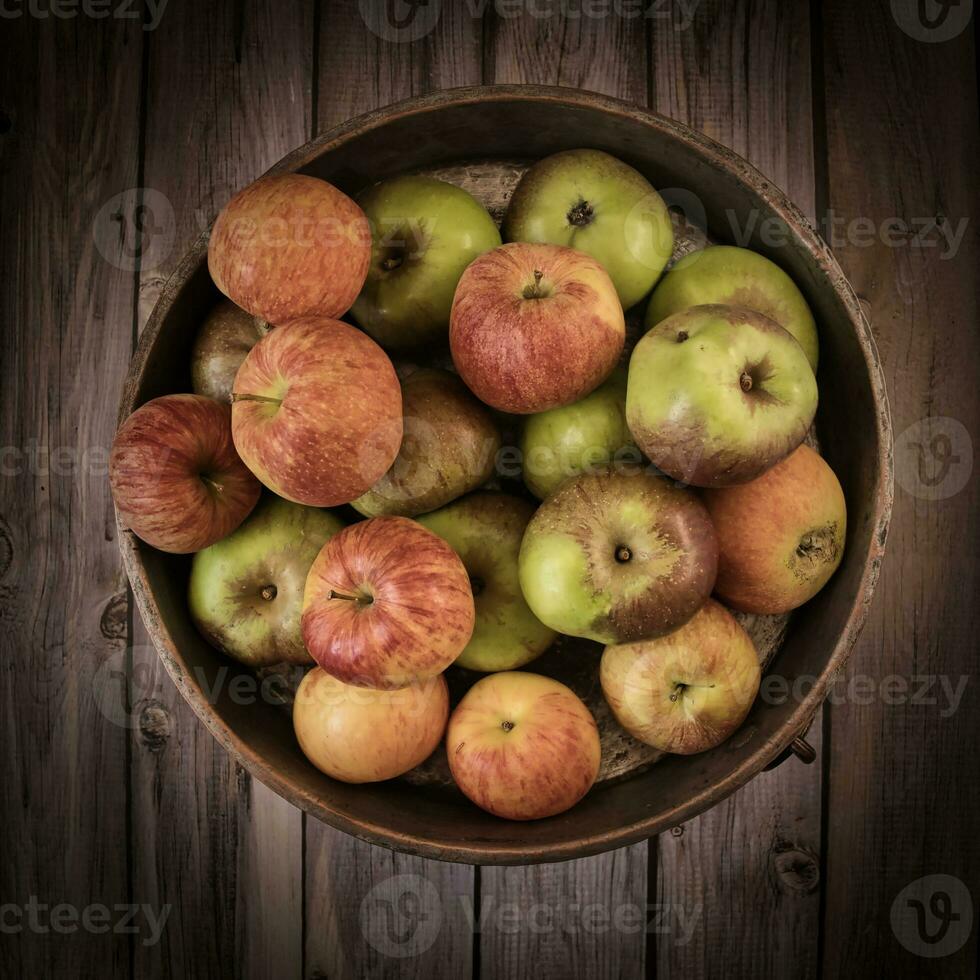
(131, 2, 312, 977)
(819, 1, 980, 975)
(650, 2, 824, 976)
(0, 13, 142, 977)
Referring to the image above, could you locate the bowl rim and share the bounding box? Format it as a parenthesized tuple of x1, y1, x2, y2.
(118, 83, 894, 865)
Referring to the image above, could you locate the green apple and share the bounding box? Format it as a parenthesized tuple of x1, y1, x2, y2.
(191, 299, 269, 403)
(645, 245, 819, 369)
(518, 467, 718, 645)
(520, 367, 639, 499)
(417, 493, 556, 671)
(626, 304, 817, 487)
(503, 148, 673, 310)
(189, 494, 345, 666)
(351, 175, 501, 348)
(351, 369, 501, 518)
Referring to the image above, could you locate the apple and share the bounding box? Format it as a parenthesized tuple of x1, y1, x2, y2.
(626, 304, 817, 487)
(351, 369, 501, 518)
(449, 242, 625, 414)
(446, 671, 600, 820)
(645, 245, 819, 369)
(702, 444, 847, 614)
(188, 494, 345, 666)
(600, 599, 761, 754)
(294, 667, 448, 783)
(519, 367, 639, 499)
(504, 148, 673, 310)
(191, 299, 269, 403)
(350, 175, 502, 349)
(518, 466, 717, 644)
(208, 173, 370, 323)
(302, 516, 474, 688)
(231, 317, 402, 506)
(110, 394, 260, 554)
(417, 493, 556, 672)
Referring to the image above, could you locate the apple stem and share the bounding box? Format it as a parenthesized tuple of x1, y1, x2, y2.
(567, 200, 594, 227)
(615, 545, 632, 563)
(328, 590, 362, 603)
(523, 269, 545, 300)
(676, 330, 689, 343)
(739, 372, 753, 392)
(501, 720, 515, 732)
(231, 393, 283, 406)
(261, 585, 277, 601)
(200, 474, 223, 494)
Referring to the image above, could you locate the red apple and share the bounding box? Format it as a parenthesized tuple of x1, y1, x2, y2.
(449, 242, 625, 413)
(293, 667, 448, 783)
(208, 173, 371, 323)
(446, 671, 601, 820)
(110, 394, 260, 554)
(231, 317, 402, 506)
(302, 517, 475, 689)
(702, 444, 847, 613)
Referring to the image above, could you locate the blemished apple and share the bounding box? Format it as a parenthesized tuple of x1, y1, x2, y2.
(351, 175, 502, 349)
(110, 394, 260, 554)
(600, 599, 761, 754)
(645, 245, 819, 369)
(188, 494, 345, 666)
(351, 369, 501, 518)
(626, 304, 817, 487)
(417, 493, 556, 672)
(191, 299, 269, 403)
(520, 367, 638, 500)
(504, 148, 674, 310)
(231, 317, 402, 507)
(208, 173, 371, 324)
(446, 671, 601, 820)
(302, 516, 475, 689)
(518, 467, 717, 645)
(294, 667, 448, 783)
(702, 444, 847, 614)
(450, 242, 625, 414)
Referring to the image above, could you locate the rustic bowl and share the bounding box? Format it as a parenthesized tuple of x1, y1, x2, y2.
(117, 85, 893, 865)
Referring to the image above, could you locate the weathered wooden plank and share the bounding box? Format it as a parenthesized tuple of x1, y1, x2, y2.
(650, 2, 824, 977)
(303, 5, 482, 979)
(131, 3, 313, 978)
(0, 13, 142, 977)
(479, 10, 649, 980)
(819, 1, 979, 975)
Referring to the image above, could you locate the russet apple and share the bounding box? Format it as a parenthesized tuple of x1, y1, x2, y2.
(446, 671, 601, 820)
(188, 494, 345, 666)
(191, 299, 269, 403)
(518, 467, 717, 644)
(351, 175, 501, 349)
(417, 493, 556, 672)
(626, 304, 817, 487)
(504, 148, 674, 310)
(208, 173, 370, 323)
(351, 369, 501, 518)
(450, 242, 625, 414)
(702, 444, 847, 613)
(294, 667, 448, 783)
(231, 317, 402, 506)
(110, 394, 260, 554)
(600, 599, 761, 754)
(302, 516, 474, 689)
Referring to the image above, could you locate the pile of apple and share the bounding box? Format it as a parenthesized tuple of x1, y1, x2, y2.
(110, 149, 847, 822)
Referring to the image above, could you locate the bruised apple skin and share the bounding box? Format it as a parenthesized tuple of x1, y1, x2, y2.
(450, 242, 625, 414)
(518, 467, 718, 645)
(446, 672, 600, 820)
(294, 667, 448, 783)
(626, 305, 817, 487)
(302, 517, 475, 689)
(645, 245, 819, 370)
(702, 444, 847, 614)
(231, 318, 402, 507)
(191, 299, 270, 403)
(208, 174, 371, 324)
(109, 394, 260, 554)
(600, 599, 761, 755)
